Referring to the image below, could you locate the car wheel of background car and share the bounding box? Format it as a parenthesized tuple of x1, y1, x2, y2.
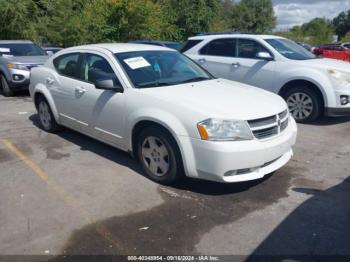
(137, 126, 184, 185)
(0, 74, 14, 97)
(284, 86, 322, 123)
(37, 96, 62, 133)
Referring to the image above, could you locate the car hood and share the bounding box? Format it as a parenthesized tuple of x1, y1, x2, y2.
(5, 56, 48, 65)
(138, 79, 287, 120)
(301, 58, 350, 71)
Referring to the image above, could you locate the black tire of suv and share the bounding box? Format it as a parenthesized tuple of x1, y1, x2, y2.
(137, 126, 184, 185)
(283, 86, 322, 123)
(37, 96, 62, 133)
(0, 74, 14, 97)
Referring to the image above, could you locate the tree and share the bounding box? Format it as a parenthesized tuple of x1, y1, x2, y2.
(333, 10, 350, 39)
(0, 0, 41, 40)
(158, 0, 221, 41)
(81, 0, 168, 43)
(301, 18, 334, 45)
(230, 0, 276, 33)
(342, 31, 350, 43)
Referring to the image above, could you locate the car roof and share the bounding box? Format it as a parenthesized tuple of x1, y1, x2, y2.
(43, 47, 62, 49)
(0, 40, 33, 44)
(188, 34, 284, 41)
(131, 40, 179, 45)
(65, 43, 173, 53)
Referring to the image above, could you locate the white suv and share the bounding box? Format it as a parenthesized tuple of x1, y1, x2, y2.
(29, 43, 297, 184)
(183, 33, 350, 122)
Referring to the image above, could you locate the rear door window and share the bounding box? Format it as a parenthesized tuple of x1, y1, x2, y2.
(53, 53, 81, 79)
(199, 38, 237, 57)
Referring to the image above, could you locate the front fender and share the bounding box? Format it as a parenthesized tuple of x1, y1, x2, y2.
(125, 108, 197, 178)
(276, 68, 335, 107)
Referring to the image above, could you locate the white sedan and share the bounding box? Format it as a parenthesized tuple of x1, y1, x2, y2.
(29, 43, 297, 184)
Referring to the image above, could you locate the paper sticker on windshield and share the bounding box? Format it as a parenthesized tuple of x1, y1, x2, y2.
(0, 48, 10, 53)
(124, 57, 151, 70)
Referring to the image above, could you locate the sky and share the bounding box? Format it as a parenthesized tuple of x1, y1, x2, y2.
(273, 0, 350, 30)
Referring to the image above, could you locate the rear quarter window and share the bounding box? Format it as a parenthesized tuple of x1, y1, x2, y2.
(181, 40, 203, 53)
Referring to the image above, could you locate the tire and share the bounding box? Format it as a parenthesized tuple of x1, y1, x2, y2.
(137, 126, 184, 185)
(37, 96, 62, 133)
(0, 74, 14, 97)
(283, 86, 322, 123)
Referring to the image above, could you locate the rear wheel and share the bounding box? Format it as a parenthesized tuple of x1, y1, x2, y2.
(137, 127, 184, 185)
(37, 96, 62, 133)
(284, 86, 322, 123)
(0, 74, 14, 97)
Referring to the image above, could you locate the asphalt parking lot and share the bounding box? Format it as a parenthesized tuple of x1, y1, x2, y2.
(0, 92, 350, 259)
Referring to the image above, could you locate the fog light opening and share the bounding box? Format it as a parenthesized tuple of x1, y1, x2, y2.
(12, 74, 25, 81)
(224, 170, 237, 177)
(340, 95, 349, 106)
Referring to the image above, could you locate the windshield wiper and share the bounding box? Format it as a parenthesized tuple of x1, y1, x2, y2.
(177, 76, 211, 84)
(136, 81, 174, 88)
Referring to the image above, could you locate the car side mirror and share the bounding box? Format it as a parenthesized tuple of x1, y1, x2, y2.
(46, 51, 54, 56)
(256, 52, 274, 61)
(95, 79, 124, 93)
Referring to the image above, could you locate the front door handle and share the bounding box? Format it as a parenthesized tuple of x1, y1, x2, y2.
(232, 62, 240, 68)
(75, 87, 86, 95)
(198, 58, 206, 64)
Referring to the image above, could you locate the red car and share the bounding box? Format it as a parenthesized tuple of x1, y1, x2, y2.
(313, 44, 349, 56)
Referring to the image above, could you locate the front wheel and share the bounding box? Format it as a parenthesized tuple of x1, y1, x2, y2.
(0, 74, 14, 97)
(284, 87, 322, 123)
(137, 127, 184, 185)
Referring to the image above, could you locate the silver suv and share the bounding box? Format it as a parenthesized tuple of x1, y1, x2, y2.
(0, 40, 48, 96)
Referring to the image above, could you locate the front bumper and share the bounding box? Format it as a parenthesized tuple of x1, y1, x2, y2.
(189, 117, 297, 183)
(326, 85, 350, 116)
(7, 68, 31, 90)
(325, 107, 350, 117)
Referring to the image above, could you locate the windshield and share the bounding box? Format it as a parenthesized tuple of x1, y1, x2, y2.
(343, 44, 350, 49)
(115, 51, 212, 88)
(0, 43, 46, 56)
(265, 38, 316, 60)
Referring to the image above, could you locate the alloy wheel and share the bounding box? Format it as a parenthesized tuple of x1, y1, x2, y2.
(39, 101, 52, 130)
(286, 92, 314, 121)
(141, 136, 170, 176)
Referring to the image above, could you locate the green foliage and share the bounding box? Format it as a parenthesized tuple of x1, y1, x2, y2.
(230, 0, 276, 33)
(276, 18, 335, 46)
(159, 0, 221, 41)
(333, 10, 350, 39)
(82, 0, 168, 43)
(0, 0, 41, 40)
(342, 31, 350, 43)
(0, 0, 276, 46)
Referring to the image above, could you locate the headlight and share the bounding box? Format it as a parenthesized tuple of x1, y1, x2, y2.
(6, 63, 29, 71)
(197, 119, 253, 141)
(328, 69, 350, 84)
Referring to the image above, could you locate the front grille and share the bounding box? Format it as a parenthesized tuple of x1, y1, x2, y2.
(253, 126, 278, 139)
(280, 119, 288, 132)
(279, 109, 288, 119)
(248, 109, 289, 140)
(248, 115, 276, 128)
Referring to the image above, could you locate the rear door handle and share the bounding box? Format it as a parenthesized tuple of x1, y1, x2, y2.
(198, 58, 206, 64)
(75, 87, 86, 94)
(232, 62, 240, 68)
(46, 77, 54, 85)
